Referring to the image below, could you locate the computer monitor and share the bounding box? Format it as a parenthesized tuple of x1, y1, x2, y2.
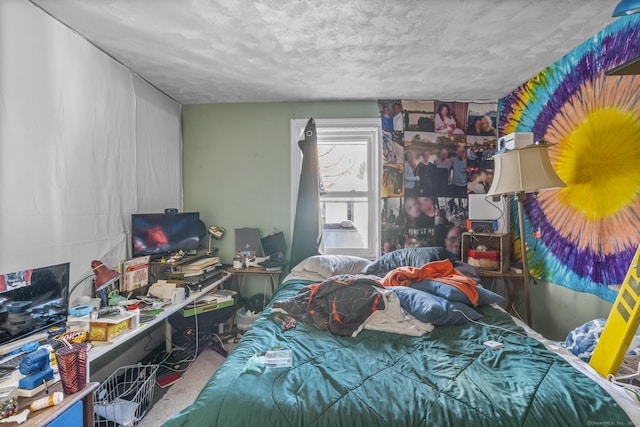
(132, 213, 201, 258)
(260, 232, 287, 259)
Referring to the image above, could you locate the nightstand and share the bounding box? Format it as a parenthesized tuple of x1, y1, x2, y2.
(480, 270, 529, 324)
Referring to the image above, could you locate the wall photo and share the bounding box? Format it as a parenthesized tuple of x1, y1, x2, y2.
(379, 99, 498, 256)
(403, 100, 435, 132)
(382, 163, 404, 198)
(378, 99, 404, 132)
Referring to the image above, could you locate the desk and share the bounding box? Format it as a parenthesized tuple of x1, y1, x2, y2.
(10, 382, 99, 427)
(227, 267, 283, 295)
(87, 273, 230, 377)
(479, 270, 530, 325)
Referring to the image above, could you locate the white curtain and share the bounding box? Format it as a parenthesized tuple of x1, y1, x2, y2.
(0, 0, 182, 291)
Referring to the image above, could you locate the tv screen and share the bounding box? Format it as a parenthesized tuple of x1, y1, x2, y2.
(132, 213, 201, 258)
(0, 262, 69, 345)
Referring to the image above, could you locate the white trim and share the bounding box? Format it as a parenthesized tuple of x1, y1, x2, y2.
(290, 118, 381, 259)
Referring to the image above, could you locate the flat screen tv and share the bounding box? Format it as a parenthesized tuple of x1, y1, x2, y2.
(132, 212, 201, 258)
(0, 262, 69, 345)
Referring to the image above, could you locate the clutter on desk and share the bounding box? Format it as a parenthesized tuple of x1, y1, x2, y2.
(88, 310, 138, 342)
(148, 280, 179, 300)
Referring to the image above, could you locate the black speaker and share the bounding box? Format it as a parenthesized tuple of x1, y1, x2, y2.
(164, 208, 179, 214)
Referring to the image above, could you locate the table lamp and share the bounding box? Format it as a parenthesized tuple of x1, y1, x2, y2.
(69, 260, 121, 303)
(487, 142, 566, 325)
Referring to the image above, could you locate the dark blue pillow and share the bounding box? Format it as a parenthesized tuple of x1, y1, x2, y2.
(390, 286, 483, 326)
(365, 247, 456, 277)
(410, 280, 504, 307)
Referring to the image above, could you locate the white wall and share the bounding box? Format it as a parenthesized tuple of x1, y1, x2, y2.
(0, 0, 182, 300)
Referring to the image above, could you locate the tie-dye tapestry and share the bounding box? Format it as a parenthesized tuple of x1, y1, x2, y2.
(498, 15, 640, 302)
(377, 99, 498, 257)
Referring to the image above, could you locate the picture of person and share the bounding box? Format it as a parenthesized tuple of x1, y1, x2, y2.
(382, 164, 404, 197)
(416, 150, 435, 196)
(404, 151, 420, 197)
(434, 103, 463, 134)
(467, 103, 498, 137)
(469, 117, 482, 135)
(480, 115, 496, 136)
(468, 114, 496, 136)
(440, 197, 469, 225)
(383, 131, 403, 164)
(468, 171, 487, 194)
(418, 196, 437, 220)
(451, 145, 468, 198)
(393, 102, 404, 131)
(381, 105, 394, 131)
(404, 197, 433, 229)
(434, 147, 453, 170)
(443, 225, 463, 256)
(382, 197, 404, 227)
(403, 196, 439, 247)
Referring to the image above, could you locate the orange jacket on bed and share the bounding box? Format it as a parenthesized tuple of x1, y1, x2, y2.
(381, 259, 479, 305)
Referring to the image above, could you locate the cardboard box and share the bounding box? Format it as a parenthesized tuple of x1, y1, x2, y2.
(89, 311, 137, 341)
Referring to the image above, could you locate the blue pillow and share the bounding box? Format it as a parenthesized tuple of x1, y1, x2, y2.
(410, 280, 504, 307)
(390, 286, 483, 326)
(365, 247, 456, 277)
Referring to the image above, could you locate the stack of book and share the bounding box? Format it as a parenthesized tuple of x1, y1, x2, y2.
(179, 256, 221, 278)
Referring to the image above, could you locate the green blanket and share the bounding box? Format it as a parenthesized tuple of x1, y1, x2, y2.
(164, 280, 630, 427)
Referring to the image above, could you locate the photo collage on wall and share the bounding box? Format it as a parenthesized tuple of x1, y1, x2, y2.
(379, 99, 498, 257)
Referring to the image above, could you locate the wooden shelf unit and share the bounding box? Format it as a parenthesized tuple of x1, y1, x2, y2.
(461, 232, 511, 273)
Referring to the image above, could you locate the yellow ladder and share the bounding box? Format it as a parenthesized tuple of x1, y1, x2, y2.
(590, 246, 640, 377)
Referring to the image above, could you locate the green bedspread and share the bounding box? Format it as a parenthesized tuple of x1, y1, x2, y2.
(164, 280, 631, 427)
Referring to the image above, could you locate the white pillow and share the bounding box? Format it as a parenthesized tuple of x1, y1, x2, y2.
(291, 255, 371, 279)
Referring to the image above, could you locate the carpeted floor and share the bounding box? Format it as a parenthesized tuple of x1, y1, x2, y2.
(139, 346, 231, 427)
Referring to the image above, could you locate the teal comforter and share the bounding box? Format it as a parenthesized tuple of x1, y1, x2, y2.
(165, 280, 630, 427)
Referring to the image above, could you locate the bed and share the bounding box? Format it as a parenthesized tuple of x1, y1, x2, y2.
(164, 251, 640, 427)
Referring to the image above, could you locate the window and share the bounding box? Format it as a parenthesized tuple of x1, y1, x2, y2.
(290, 119, 381, 259)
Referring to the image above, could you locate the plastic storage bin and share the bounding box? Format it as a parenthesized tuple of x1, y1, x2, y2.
(94, 364, 158, 427)
(236, 309, 259, 331)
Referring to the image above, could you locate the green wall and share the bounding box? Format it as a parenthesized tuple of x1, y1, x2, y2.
(182, 100, 613, 339)
(182, 101, 379, 297)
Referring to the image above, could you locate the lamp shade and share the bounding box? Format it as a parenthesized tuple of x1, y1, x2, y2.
(91, 260, 120, 292)
(613, 0, 640, 16)
(487, 144, 566, 196)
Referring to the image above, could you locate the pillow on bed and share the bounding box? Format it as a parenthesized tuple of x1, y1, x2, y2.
(291, 255, 371, 279)
(410, 280, 505, 307)
(390, 286, 483, 326)
(365, 247, 456, 277)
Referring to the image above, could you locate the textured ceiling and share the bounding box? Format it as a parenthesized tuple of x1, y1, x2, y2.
(31, 0, 617, 104)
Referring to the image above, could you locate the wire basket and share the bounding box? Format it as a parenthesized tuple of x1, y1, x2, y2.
(94, 364, 159, 427)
